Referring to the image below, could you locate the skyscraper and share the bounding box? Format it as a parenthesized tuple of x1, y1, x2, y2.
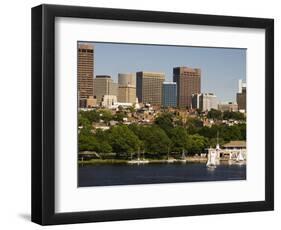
(136, 72, 165, 105)
(78, 44, 94, 107)
(118, 73, 136, 104)
(238, 79, 247, 93)
(237, 80, 246, 112)
(162, 82, 177, 107)
(93, 75, 118, 104)
(173, 67, 201, 108)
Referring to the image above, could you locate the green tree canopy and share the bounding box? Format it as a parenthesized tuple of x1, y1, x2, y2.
(186, 117, 203, 134)
(223, 111, 246, 120)
(207, 109, 223, 120)
(187, 134, 208, 154)
(98, 110, 113, 123)
(220, 125, 243, 142)
(113, 112, 127, 122)
(108, 125, 140, 155)
(79, 110, 100, 123)
(169, 126, 189, 153)
(78, 115, 92, 135)
(129, 125, 171, 154)
(78, 134, 99, 152)
(155, 112, 174, 135)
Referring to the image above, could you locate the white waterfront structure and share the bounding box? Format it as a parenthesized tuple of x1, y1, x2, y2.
(206, 140, 247, 168)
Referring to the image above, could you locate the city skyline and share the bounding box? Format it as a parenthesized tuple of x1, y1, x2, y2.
(78, 41, 246, 103)
(77, 42, 247, 187)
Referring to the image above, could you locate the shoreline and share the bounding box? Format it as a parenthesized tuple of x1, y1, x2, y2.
(78, 157, 208, 165)
(78, 157, 246, 165)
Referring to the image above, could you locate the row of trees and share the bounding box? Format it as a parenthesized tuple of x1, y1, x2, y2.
(79, 111, 246, 158)
(207, 109, 246, 121)
(79, 109, 127, 124)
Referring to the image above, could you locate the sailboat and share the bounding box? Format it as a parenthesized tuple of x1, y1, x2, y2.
(127, 148, 149, 164)
(236, 149, 244, 162)
(206, 132, 220, 168)
(206, 150, 217, 168)
(215, 132, 221, 165)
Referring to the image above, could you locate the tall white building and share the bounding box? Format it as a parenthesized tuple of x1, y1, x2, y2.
(101, 95, 117, 108)
(238, 79, 247, 93)
(237, 79, 246, 112)
(192, 93, 218, 111)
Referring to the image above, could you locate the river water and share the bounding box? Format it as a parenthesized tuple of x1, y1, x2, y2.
(78, 162, 246, 187)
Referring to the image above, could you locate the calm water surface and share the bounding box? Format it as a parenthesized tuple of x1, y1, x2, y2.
(78, 163, 246, 187)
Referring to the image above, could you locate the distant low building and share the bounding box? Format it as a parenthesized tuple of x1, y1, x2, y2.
(92, 123, 110, 131)
(109, 102, 133, 110)
(223, 140, 246, 149)
(192, 93, 218, 111)
(86, 96, 97, 108)
(218, 102, 238, 112)
(101, 95, 117, 108)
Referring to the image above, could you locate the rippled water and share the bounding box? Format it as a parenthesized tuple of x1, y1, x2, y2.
(78, 162, 246, 187)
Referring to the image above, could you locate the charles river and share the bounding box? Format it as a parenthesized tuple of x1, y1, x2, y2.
(78, 162, 246, 187)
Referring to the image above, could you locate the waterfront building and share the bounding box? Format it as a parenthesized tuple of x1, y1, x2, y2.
(207, 140, 246, 162)
(192, 93, 218, 111)
(94, 75, 118, 104)
(118, 73, 136, 104)
(218, 102, 238, 112)
(221, 140, 247, 160)
(236, 80, 246, 112)
(136, 71, 165, 105)
(173, 67, 201, 108)
(162, 82, 177, 107)
(78, 44, 94, 107)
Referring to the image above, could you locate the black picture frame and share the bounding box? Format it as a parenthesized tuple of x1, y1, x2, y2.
(31, 4, 274, 225)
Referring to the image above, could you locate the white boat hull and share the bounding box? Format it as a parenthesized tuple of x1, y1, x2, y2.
(127, 160, 149, 164)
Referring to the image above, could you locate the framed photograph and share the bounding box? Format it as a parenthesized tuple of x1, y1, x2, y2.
(31, 4, 274, 225)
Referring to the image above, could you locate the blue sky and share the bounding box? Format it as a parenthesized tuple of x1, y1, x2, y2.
(79, 42, 246, 102)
